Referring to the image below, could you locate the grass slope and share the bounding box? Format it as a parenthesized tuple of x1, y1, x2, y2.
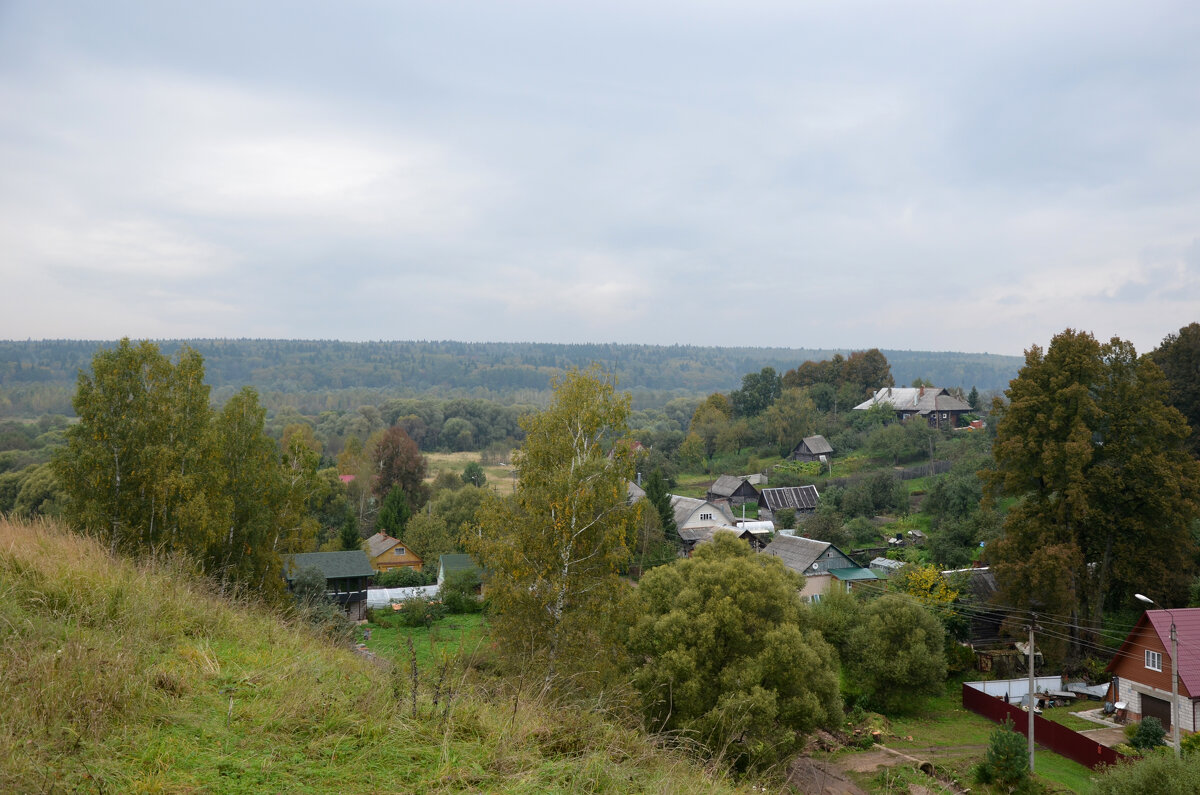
(0, 518, 749, 793)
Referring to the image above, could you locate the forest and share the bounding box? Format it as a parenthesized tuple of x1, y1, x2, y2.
(0, 338, 1022, 417)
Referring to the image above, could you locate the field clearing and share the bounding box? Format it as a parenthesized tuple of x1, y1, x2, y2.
(425, 451, 517, 495)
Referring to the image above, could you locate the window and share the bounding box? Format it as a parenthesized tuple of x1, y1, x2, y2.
(700, 513, 712, 521)
(1147, 650, 1163, 672)
(394, 547, 406, 556)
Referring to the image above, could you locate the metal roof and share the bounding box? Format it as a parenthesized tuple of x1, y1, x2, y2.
(760, 485, 820, 511)
(829, 567, 879, 581)
(853, 387, 971, 415)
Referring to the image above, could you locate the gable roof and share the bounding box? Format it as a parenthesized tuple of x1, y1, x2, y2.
(1107, 608, 1200, 696)
(669, 495, 735, 528)
(854, 387, 971, 415)
(708, 474, 755, 498)
(760, 485, 820, 511)
(762, 534, 831, 574)
(366, 532, 401, 559)
(797, 435, 833, 455)
(283, 551, 374, 581)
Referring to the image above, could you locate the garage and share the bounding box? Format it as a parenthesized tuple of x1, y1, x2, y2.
(1141, 694, 1172, 729)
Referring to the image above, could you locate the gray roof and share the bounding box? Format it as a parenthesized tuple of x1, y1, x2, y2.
(708, 474, 753, 498)
(284, 551, 375, 581)
(762, 535, 831, 574)
(627, 481, 646, 502)
(760, 485, 820, 511)
(870, 556, 905, 571)
(366, 532, 399, 559)
(669, 495, 734, 528)
(799, 435, 833, 455)
(854, 387, 971, 415)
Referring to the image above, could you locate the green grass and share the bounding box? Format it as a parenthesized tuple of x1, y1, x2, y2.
(1040, 699, 1104, 732)
(1034, 749, 1097, 793)
(0, 517, 754, 794)
(364, 611, 489, 669)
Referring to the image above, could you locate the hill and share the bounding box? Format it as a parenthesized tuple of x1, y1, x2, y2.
(0, 517, 749, 793)
(0, 339, 1022, 416)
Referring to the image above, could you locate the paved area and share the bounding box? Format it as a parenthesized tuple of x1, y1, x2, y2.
(1078, 726, 1128, 748)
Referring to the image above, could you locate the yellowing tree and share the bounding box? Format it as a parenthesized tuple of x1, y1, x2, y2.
(468, 366, 638, 683)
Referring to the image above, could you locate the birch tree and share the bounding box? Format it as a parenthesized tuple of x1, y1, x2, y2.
(468, 366, 637, 683)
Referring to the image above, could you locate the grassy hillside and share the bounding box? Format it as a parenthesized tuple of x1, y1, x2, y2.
(0, 518, 750, 793)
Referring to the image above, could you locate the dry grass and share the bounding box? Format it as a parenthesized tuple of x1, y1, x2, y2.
(425, 451, 517, 495)
(0, 517, 752, 793)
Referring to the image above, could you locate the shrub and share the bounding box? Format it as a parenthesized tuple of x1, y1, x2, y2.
(974, 716, 1029, 789)
(1181, 731, 1200, 756)
(774, 508, 796, 530)
(439, 568, 483, 614)
(374, 567, 431, 588)
(1131, 717, 1167, 751)
(392, 594, 447, 628)
(1094, 752, 1200, 794)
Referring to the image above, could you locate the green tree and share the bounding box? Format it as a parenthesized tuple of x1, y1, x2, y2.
(967, 385, 980, 410)
(53, 339, 217, 558)
(377, 486, 411, 536)
(763, 387, 817, 455)
(460, 461, 486, 488)
(974, 717, 1029, 790)
(842, 349, 894, 398)
(402, 511, 457, 563)
(467, 366, 638, 683)
(730, 367, 782, 418)
(845, 593, 946, 712)
(339, 510, 360, 550)
(629, 533, 841, 770)
(1153, 322, 1200, 455)
(431, 484, 486, 536)
(987, 330, 1200, 659)
(642, 469, 679, 550)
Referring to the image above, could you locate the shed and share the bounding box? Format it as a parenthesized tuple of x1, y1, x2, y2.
(790, 435, 834, 463)
(706, 475, 760, 506)
(283, 550, 375, 621)
(759, 485, 820, 519)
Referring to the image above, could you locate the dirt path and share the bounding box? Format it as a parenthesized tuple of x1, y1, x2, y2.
(788, 744, 980, 794)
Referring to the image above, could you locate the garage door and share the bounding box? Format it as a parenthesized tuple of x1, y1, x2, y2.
(1142, 694, 1172, 729)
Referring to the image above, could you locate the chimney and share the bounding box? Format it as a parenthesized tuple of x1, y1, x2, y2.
(919, 386, 925, 398)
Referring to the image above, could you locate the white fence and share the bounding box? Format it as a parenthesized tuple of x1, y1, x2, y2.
(366, 585, 439, 607)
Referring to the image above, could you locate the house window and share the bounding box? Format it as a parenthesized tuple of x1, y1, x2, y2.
(700, 513, 713, 520)
(1147, 650, 1163, 672)
(394, 547, 406, 556)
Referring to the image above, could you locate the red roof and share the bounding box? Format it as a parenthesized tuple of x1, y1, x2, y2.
(339, 474, 356, 483)
(1108, 608, 1200, 697)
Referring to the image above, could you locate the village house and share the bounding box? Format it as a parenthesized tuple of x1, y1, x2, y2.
(366, 532, 423, 573)
(283, 550, 375, 621)
(789, 435, 833, 463)
(761, 535, 877, 602)
(854, 386, 972, 429)
(1106, 607, 1200, 734)
(706, 475, 760, 506)
(670, 495, 737, 555)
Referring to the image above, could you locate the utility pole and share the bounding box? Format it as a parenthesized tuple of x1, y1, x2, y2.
(1027, 612, 1037, 773)
(1136, 594, 1180, 758)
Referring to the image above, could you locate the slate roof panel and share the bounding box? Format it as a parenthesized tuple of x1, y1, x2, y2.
(801, 435, 834, 455)
(284, 551, 375, 580)
(762, 534, 830, 573)
(760, 485, 820, 511)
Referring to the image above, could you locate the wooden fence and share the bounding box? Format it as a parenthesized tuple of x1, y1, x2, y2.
(962, 683, 1126, 770)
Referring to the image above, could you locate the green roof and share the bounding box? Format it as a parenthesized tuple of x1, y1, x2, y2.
(829, 567, 879, 582)
(284, 551, 374, 581)
(438, 554, 481, 575)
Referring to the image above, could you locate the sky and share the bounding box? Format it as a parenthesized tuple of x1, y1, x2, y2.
(1, 1, 1198, 356)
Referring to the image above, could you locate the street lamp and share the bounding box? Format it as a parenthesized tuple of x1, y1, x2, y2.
(1135, 593, 1180, 759)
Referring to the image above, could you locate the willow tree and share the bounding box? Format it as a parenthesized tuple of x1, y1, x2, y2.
(987, 329, 1200, 660)
(468, 366, 638, 683)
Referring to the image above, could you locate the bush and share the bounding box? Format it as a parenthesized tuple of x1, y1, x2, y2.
(1131, 717, 1167, 751)
(774, 507, 796, 530)
(974, 716, 1029, 789)
(392, 594, 447, 628)
(1182, 731, 1200, 756)
(374, 567, 432, 588)
(1094, 752, 1200, 794)
(439, 568, 483, 614)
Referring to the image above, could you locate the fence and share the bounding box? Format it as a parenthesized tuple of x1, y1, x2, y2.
(962, 683, 1126, 770)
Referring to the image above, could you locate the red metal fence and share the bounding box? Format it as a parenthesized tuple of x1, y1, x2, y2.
(961, 683, 1126, 770)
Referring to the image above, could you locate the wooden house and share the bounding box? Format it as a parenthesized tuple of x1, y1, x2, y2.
(706, 475, 760, 506)
(283, 550, 375, 621)
(761, 535, 876, 602)
(789, 435, 833, 463)
(1106, 608, 1200, 733)
(366, 532, 423, 573)
(853, 386, 972, 429)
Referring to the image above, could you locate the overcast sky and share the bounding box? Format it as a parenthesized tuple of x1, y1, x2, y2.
(1, 1, 1197, 355)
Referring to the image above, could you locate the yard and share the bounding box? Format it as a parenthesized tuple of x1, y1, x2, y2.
(361, 611, 489, 670)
